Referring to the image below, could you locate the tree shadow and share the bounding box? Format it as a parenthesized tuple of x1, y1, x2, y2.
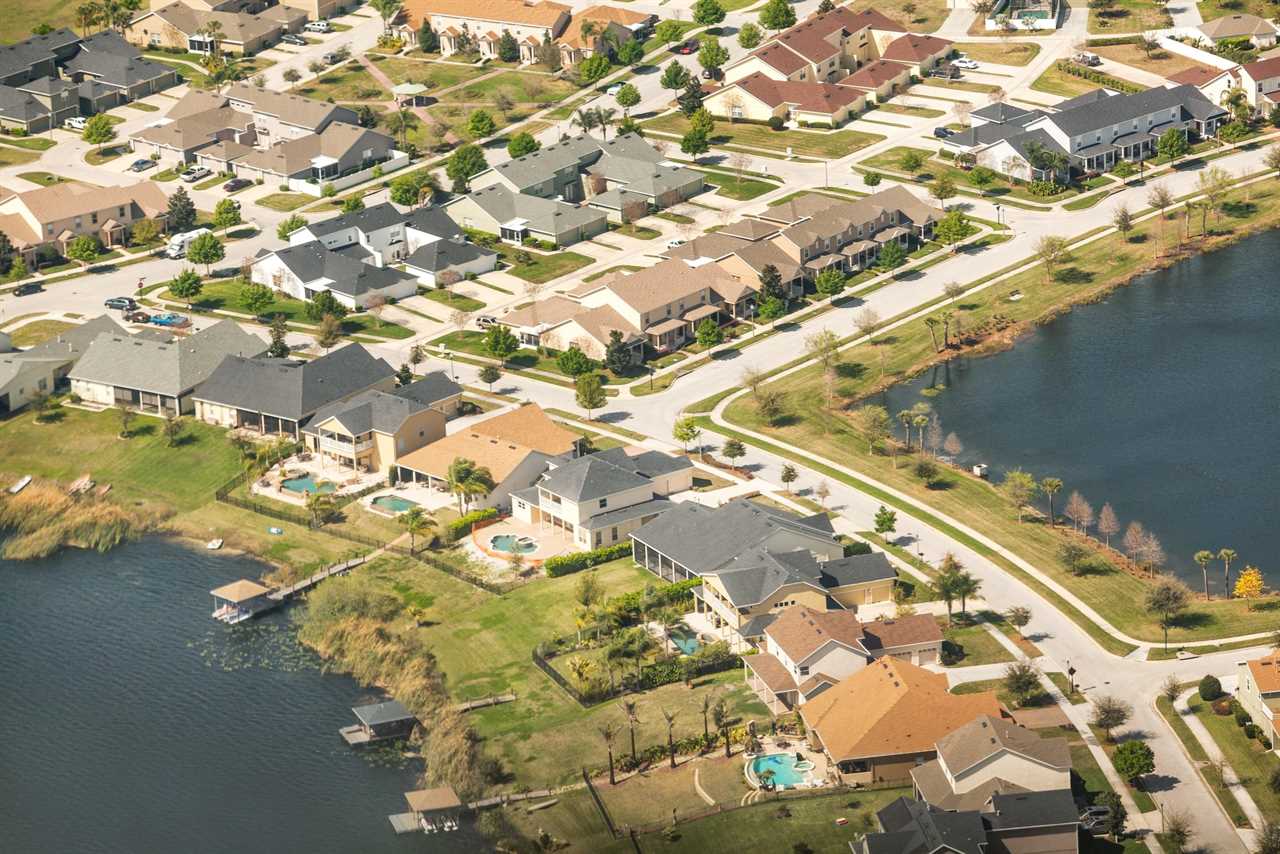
(1054, 267, 1094, 285)
(172, 433, 198, 447)
(1169, 610, 1213, 631)
(835, 362, 867, 379)
(770, 413, 800, 428)
(130, 423, 157, 437)
(1139, 773, 1178, 794)
(1223, 201, 1256, 218)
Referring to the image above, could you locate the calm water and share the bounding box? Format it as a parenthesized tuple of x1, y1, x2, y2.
(0, 538, 488, 854)
(881, 230, 1280, 588)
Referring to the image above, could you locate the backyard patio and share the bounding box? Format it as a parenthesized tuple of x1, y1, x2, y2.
(466, 515, 576, 568)
(250, 454, 384, 506)
(362, 482, 458, 517)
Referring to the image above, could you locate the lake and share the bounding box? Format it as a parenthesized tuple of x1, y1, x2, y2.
(0, 537, 488, 853)
(879, 229, 1280, 590)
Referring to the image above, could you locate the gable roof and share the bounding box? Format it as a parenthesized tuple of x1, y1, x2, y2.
(69, 319, 265, 396)
(860, 613, 943, 651)
(469, 403, 580, 456)
(537, 453, 653, 502)
(765, 607, 868, 662)
(749, 42, 809, 76)
(145, 1, 295, 44)
(304, 201, 410, 238)
(577, 4, 651, 26)
(733, 72, 864, 115)
(1045, 84, 1225, 137)
(1242, 55, 1280, 82)
(259, 239, 417, 298)
(395, 429, 543, 482)
(454, 184, 605, 235)
(837, 59, 908, 89)
(799, 657, 1003, 762)
(193, 343, 394, 420)
(352, 699, 414, 727)
(405, 236, 497, 273)
(936, 715, 1071, 777)
(1, 179, 169, 227)
(307, 386, 435, 436)
(970, 101, 1035, 124)
(1248, 651, 1280, 694)
(864, 797, 987, 854)
(405, 0, 570, 27)
(225, 82, 358, 130)
(1199, 12, 1277, 39)
(1167, 65, 1232, 87)
(881, 33, 953, 62)
(985, 789, 1080, 831)
(0, 28, 81, 83)
(64, 32, 174, 89)
(235, 121, 389, 176)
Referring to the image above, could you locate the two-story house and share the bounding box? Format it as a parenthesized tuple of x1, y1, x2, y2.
(0, 76, 79, 134)
(404, 0, 571, 63)
(858, 792, 1080, 854)
(511, 446, 692, 550)
(0, 180, 169, 268)
(299, 379, 451, 476)
(743, 608, 943, 713)
(1237, 651, 1280, 753)
(722, 8, 907, 87)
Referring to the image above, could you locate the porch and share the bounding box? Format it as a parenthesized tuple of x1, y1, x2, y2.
(743, 654, 797, 717)
(645, 317, 688, 352)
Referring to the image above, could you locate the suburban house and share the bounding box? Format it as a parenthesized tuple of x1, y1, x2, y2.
(192, 343, 396, 438)
(878, 33, 953, 77)
(858, 792, 1081, 854)
(511, 445, 693, 550)
(390, 370, 463, 418)
(125, 1, 307, 55)
(0, 180, 169, 268)
(911, 715, 1072, 810)
(1236, 56, 1280, 112)
(798, 657, 1005, 785)
(69, 320, 265, 416)
(0, 76, 78, 133)
(0, 29, 83, 87)
(467, 402, 583, 456)
(288, 202, 497, 287)
(1198, 13, 1278, 48)
(443, 184, 608, 248)
(556, 5, 653, 65)
(0, 315, 124, 414)
(836, 59, 912, 102)
(299, 380, 451, 476)
(945, 85, 1227, 178)
(224, 83, 358, 144)
(61, 31, 178, 102)
(1236, 651, 1280, 753)
(205, 121, 398, 185)
(722, 8, 908, 87)
(704, 72, 867, 127)
(1168, 65, 1240, 111)
(404, 0, 572, 62)
(468, 134, 703, 221)
(743, 608, 943, 713)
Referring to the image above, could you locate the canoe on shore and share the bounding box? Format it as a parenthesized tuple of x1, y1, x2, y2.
(8, 475, 31, 495)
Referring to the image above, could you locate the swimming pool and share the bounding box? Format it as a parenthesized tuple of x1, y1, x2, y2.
(669, 625, 701, 655)
(371, 495, 419, 514)
(490, 534, 538, 555)
(281, 474, 335, 494)
(748, 753, 815, 790)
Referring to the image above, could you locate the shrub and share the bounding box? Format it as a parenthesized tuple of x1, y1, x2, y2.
(1027, 180, 1065, 197)
(1245, 723, 1260, 739)
(1198, 674, 1222, 702)
(1261, 735, 1273, 750)
(443, 507, 498, 542)
(1236, 708, 1253, 728)
(938, 148, 955, 160)
(1212, 698, 1233, 715)
(544, 542, 632, 577)
(767, 116, 785, 131)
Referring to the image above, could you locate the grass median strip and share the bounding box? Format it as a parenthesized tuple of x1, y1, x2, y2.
(1156, 695, 1252, 828)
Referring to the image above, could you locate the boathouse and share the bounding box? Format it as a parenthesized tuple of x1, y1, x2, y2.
(390, 787, 463, 834)
(210, 579, 275, 624)
(341, 699, 417, 746)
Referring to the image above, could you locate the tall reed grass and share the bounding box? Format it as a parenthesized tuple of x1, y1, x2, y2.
(0, 481, 159, 559)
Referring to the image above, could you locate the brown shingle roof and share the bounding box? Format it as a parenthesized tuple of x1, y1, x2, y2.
(1243, 55, 1280, 82)
(1167, 66, 1229, 86)
(470, 403, 579, 456)
(1, 180, 168, 225)
(1200, 12, 1277, 39)
(860, 614, 943, 650)
(766, 606, 868, 663)
(211, 578, 272, 602)
(405, 0, 570, 28)
(837, 59, 908, 89)
(404, 787, 462, 812)
(799, 658, 1003, 762)
(881, 33, 953, 63)
(396, 430, 540, 481)
(744, 652, 798, 693)
(735, 72, 865, 115)
(935, 715, 1071, 777)
(750, 42, 809, 76)
(1248, 652, 1280, 694)
(600, 257, 725, 314)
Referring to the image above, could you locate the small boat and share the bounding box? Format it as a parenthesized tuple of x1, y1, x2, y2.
(972, 463, 989, 478)
(206, 538, 224, 550)
(67, 474, 95, 495)
(267, 526, 284, 535)
(7, 475, 31, 495)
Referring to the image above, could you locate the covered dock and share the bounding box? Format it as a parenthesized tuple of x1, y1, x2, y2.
(389, 787, 464, 834)
(210, 579, 275, 624)
(340, 699, 417, 746)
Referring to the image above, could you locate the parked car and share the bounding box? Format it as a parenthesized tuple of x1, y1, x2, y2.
(182, 166, 212, 183)
(129, 158, 156, 172)
(674, 40, 698, 55)
(1074, 52, 1102, 67)
(124, 310, 151, 323)
(953, 58, 979, 70)
(151, 312, 190, 328)
(1079, 806, 1112, 821)
(13, 282, 42, 296)
(104, 296, 137, 311)
(665, 238, 685, 249)
(321, 51, 342, 65)
(281, 34, 307, 46)
(224, 178, 252, 193)
(305, 20, 331, 32)
(64, 116, 87, 130)
(476, 315, 499, 328)
(932, 126, 952, 138)
(929, 65, 960, 79)
(700, 67, 722, 80)
(606, 83, 623, 96)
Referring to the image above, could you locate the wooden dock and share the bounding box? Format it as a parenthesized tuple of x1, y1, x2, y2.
(453, 692, 517, 713)
(267, 555, 369, 603)
(211, 555, 370, 623)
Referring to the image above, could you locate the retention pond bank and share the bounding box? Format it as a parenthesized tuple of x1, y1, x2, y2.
(880, 228, 1280, 588)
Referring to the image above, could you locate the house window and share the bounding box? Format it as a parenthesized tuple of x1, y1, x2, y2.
(119, 206, 126, 218)
(731, 106, 743, 119)
(598, 498, 608, 508)
(798, 665, 809, 676)
(91, 212, 98, 225)
(611, 526, 618, 541)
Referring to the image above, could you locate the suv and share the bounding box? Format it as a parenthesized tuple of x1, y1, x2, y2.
(104, 296, 137, 311)
(182, 166, 212, 182)
(129, 158, 156, 172)
(305, 20, 331, 32)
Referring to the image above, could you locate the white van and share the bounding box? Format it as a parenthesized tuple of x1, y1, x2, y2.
(165, 227, 211, 259)
(304, 20, 331, 33)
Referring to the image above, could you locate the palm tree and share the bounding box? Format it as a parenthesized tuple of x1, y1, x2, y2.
(305, 491, 335, 527)
(568, 656, 594, 685)
(1040, 477, 1062, 527)
(599, 722, 619, 784)
(1194, 550, 1214, 600)
(75, 2, 100, 36)
(662, 708, 679, 768)
(618, 699, 640, 763)
(446, 457, 495, 514)
(571, 107, 599, 137)
(385, 106, 414, 151)
(399, 506, 435, 553)
(897, 409, 914, 450)
(700, 694, 712, 743)
(954, 570, 982, 615)
(935, 555, 965, 624)
(1218, 548, 1237, 598)
(369, 0, 403, 33)
(595, 107, 618, 140)
(712, 697, 731, 758)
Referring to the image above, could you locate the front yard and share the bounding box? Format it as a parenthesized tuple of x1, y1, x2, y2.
(641, 113, 884, 160)
(940, 616, 1016, 667)
(848, 0, 949, 32)
(859, 146, 1086, 204)
(490, 242, 593, 284)
(1190, 691, 1280, 819)
(954, 42, 1041, 67)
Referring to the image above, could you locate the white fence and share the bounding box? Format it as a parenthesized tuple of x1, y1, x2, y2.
(1155, 32, 1240, 71)
(287, 149, 412, 197)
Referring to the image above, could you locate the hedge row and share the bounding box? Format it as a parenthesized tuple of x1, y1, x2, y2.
(1054, 61, 1142, 94)
(544, 541, 633, 577)
(444, 507, 499, 542)
(1085, 36, 1141, 47)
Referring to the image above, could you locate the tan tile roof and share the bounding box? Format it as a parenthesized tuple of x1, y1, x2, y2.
(404, 787, 462, 812)
(1200, 13, 1276, 39)
(766, 606, 867, 663)
(881, 33, 953, 63)
(861, 613, 943, 649)
(499, 295, 582, 330)
(735, 72, 865, 116)
(211, 578, 272, 602)
(225, 82, 352, 130)
(0, 211, 38, 246)
(1248, 652, 1280, 694)
(470, 403, 579, 456)
(572, 303, 643, 346)
(744, 652, 798, 693)
(799, 658, 1003, 762)
(396, 430, 539, 481)
(720, 218, 779, 241)
(146, 1, 290, 44)
(578, 4, 651, 26)
(405, 0, 570, 28)
(936, 715, 1071, 777)
(603, 257, 732, 314)
(132, 105, 252, 150)
(2, 180, 168, 226)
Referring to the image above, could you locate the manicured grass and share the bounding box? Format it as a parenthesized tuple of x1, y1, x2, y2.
(0, 134, 56, 150)
(611, 223, 662, 240)
(420, 288, 485, 312)
(291, 65, 388, 102)
(1093, 42, 1212, 79)
(1189, 691, 1280, 820)
(431, 330, 624, 384)
(0, 407, 241, 515)
(1032, 63, 1146, 99)
(859, 146, 1076, 204)
(84, 145, 127, 166)
(1156, 695, 1252, 827)
(1196, 0, 1275, 19)
(169, 278, 411, 339)
(641, 113, 884, 160)
(0, 145, 40, 167)
(871, 102, 946, 119)
(918, 78, 1002, 95)
(849, 0, 949, 32)
(193, 173, 228, 191)
(254, 192, 313, 212)
(371, 56, 486, 90)
(169, 500, 356, 577)
(655, 211, 694, 225)
(120, 100, 160, 112)
(698, 170, 780, 201)
(493, 243, 593, 284)
(1089, 0, 1172, 33)
(954, 42, 1041, 66)
(1047, 672, 1086, 704)
(941, 617, 1016, 667)
(438, 70, 577, 106)
(6, 319, 74, 347)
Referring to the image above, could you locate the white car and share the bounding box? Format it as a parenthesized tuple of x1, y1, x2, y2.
(64, 116, 87, 130)
(665, 238, 685, 249)
(606, 83, 623, 96)
(304, 20, 331, 32)
(181, 166, 212, 183)
(953, 58, 979, 70)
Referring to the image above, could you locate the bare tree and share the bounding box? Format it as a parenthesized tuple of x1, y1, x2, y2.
(1097, 503, 1120, 548)
(925, 413, 943, 457)
(953, 102, 970, 129)
(1122, 520, 1147, 560)
(942, 432, 963, 457)
(729, 150, 752, 180)
(366, 294, 387, 328)
(450, 309, 470, 334)
(1064, 490, 1094, 533)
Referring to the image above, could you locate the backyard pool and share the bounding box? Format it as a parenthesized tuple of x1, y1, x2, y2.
(281, 474, 336, 494)
(490, 534, 538, 555)
(748, 753, 815, 790)
(371, 495, 419, 514)
(669, 624, 701, 655)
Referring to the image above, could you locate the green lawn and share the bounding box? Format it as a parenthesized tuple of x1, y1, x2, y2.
(849, 0, 949, 31)
(954, 42, 1041, 66)
(437, 70, 578, 106)
(1089, 0, 1172, 33)
(431, 329, 625, 384)
(0, 145, 41, 167)
(1156, 695, 1252, 827)
(254, 192, 313, 212)
(420, 288, 485, 312)
(492, 243, 593, 283)
(0, 134, 56, 150)
(941, 617, 1016, 667)
(84, 145, 127, 166)
(1089, 727, 1157, 812)
(292, 66, 388, 102)
(6, 319, 74, 347)
(1047, 672, 1087, 704)
(611, 222, 662, 239)
(168, 278, 412, 339)
(1032, 63, 1145, 99)
(0, 407, 241, 514)
(642, 21, 701, 56)
(871, 102, 946, 119)
(1189, 691, 1280, 820)
(697, 170, 780, 201)
(0, 3, 75, 41)
(371, 56, 487, 90)
(641, 113, 884, 159)
(860, 146, 1077, 204)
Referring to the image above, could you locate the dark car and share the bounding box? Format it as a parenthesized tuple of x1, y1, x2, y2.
(224, 178, 252, 193)
(124, 310, 151, 323)
(281, 34, 307, 46)
(129, 158, 156, 172)
(104, 296, 137, 311)
(932, 126, 952, 138)
(700, 67, 722, 80)
(13, 282, 42, 296)
(674, 40, 698, 55)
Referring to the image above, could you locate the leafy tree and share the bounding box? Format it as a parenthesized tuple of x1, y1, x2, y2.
(818, 0, 835, 10)
(167, 267, 203, 308)
(395, 363, 413, 386)
(692, 0, 726, 26)
(603, 330, 632, 375)
(1234, 565, 1265, 603)
(678, 77, 704, 116)
(874, 505, 897, 536)
(130, 217, 160, 247)
(267, 314, 289, 358)
(1091, 695, 1132, 741)
(680, 127, 710, 158)
(1112, 740, 1155, 785)
(306, 290, 348, 321)
(720, 437, 746, 464)
(698, 37, 729, 72)
(1096, 791, 1126, 841)
(1002, 661, 1042, 708)
(578, 54, 612, 85)
(615, 83, 641, 113)
(478, 364, 501, 391)
(1146, 577, 1191, 651)
(65, 234, 101, 267)
(575, 373, 606, 417)
(737, 22, 763, 49)
(340, 196, 365, 214)
(934, 209, 971, 249)
(899, 149, 925, 174)
(1198, 674, 1222, 701)
(931, 175, 957, 208)
(484, 324, 518, 362)
(314, 313, 342, 353)
(695, 317, 723, 348)
(167, 186, 197, 233)
(814, 267, 845, 297)
(672, 416, 702, 453)
(389, 171, 437, 207)
(1156, 128, 1189, 164)
(757, 295, 785, 321)
(690, 107, 715, 136)
(82, 113, 116, 152)
(117, 405, 135, 439)
(1001, 468, 1039, 522)
(418, 20, 439, 52)
(283, 67, 302, 84)
(239, 281, 274, 315)
(654, 19, 686, 45)
(616, 38, 644, 66)
(8, 254, 27, 281)
(446, 144, 488, 193)
(759, 0, 796, 32)
(556, 344, 596, 376)
(467, 110, 496, 138)
(1005, 605, 1032, 635)
(212, 198, 241, 234)
(780, 464, 798, 493)
(277, 214, 306, 241)
(877, 239, 906, 269)
(498, 30, 519, 62)
(660, 60, 689, 91)
(506, 131, 540, 158)
(864, 171, 882, 187)
(968, 165, 997, 195)
(1033, 235, 1070, 283)
(186, 232, 224, 275)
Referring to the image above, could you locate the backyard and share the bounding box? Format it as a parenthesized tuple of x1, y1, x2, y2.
(1031, 63, 1146, 99)
(849, 0, 949, 32)
(954, 41, 1041, 66)
(940, 616, 1016, 667)
(1088, 0, 1172, 33)
(641, 113, 884, 160)
(4, 319, 74, 347)
(1092, 42, 1213, 79)
(490, 243, 594, 284)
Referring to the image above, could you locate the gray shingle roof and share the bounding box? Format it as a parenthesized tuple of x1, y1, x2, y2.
(193, 343, 393, 420)
(404, 236, 497, 274)
(984, 789, 1078, 830)
(584, 497, 673, 528)
(305, 201, 407, 238)
(393, 371, 462, 407)
(65, 32, 174, 89)
(455, 184, 606, 236)
(306, 387, 430, 435)
(538, 454, 653, 502)
(352, 699, 414, 727)
(864, 797, 987, 854)
(970, 102, 1034, 124)
(267, 239, 418, 298)
(0, 85, 51, 122)
(0, 28, 80, 82)
(1048, 84, 1225, 136)
(69, 319, 264, 396)
(490, 135, 600, 191)
(18, 314, 124, 362)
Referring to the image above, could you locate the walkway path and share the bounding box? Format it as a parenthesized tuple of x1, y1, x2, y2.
(1171, 688, 1265, 842)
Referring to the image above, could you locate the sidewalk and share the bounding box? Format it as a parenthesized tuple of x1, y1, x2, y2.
(1170, 688, 1264, 844)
